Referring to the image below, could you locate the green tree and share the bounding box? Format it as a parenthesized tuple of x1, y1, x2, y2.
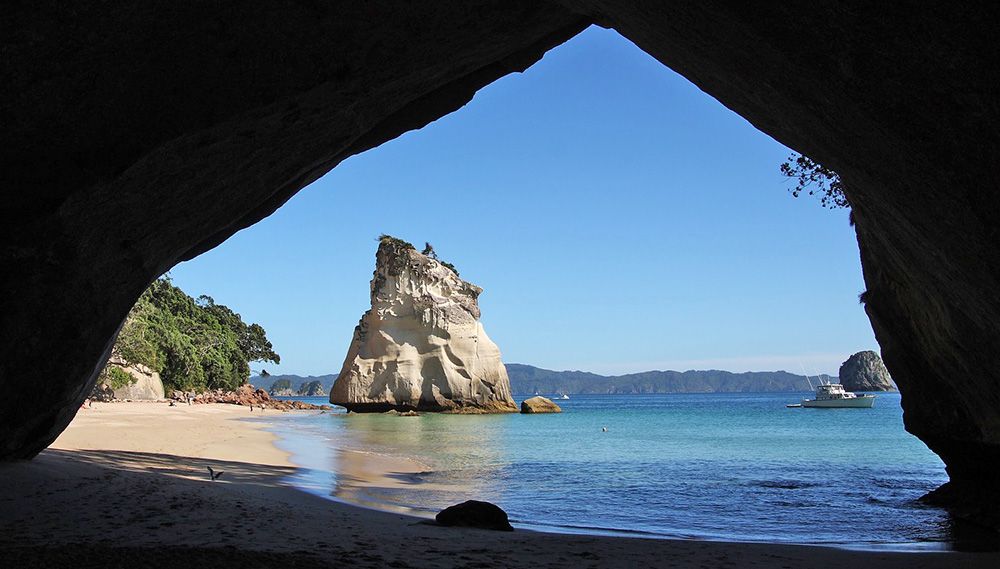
(100, 276, 280, 392)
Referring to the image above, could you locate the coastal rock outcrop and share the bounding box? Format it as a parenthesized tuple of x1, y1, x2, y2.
(93, 356, 165, 401)
(520, 396, 562, 414)
(436, 500, 514, 531)
(839, 351, 895, 392)
(330, 237, 517, 413)
(297, 381, 326, 397)
(179, 384, 331, 411)
(268, 379, 296, 397)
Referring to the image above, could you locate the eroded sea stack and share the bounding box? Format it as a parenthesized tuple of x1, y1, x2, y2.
(330, 236, 517, 413)
(839, 351, 895, 392)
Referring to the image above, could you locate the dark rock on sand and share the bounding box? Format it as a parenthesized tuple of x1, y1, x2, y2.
(436, 500, 513, 531)
(520, 396, 561, 414)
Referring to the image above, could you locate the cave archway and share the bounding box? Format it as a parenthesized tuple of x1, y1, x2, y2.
(4, 1, 999, 522)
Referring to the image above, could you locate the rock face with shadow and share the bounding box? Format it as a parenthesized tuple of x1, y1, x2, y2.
(839, 351, 895, 392)
(329, 238, 517, 413)
(3, 0, 1000, 525)
(98, 357, 166, 401)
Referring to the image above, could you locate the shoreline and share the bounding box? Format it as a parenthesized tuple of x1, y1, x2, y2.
(1, 401, 997, 568)
(264, 408, 963, 551)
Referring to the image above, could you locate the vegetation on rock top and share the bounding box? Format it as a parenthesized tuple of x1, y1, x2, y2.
(378, 234, 460, 276)
(378, 234, 416, 250)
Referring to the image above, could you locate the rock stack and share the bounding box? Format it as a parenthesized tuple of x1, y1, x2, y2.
(838, 351, 895, 391)
(330, 236, 517, 413)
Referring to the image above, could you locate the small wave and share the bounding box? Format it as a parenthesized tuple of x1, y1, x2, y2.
(512, 519, 675, 539)
(384, 471, 433, 485)
(752, 480, 821, 490)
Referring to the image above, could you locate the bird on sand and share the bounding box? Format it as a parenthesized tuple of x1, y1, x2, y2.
(207, 466, 224, 481)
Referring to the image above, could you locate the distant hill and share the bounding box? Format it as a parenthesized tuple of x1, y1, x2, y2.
(506, 364, 834, 395)
(250, 374, 336, 394)
(252, 366, 835, 397)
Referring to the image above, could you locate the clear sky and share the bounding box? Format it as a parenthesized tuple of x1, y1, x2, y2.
(168, 26, 877, 377)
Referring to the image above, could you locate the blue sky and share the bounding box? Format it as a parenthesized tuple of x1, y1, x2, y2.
(169, 26, 877, 377)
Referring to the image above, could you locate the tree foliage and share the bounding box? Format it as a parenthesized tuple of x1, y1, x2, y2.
(102, 276, 280, 393)
(780, 153, 850, 209)
(100, 366, 136, 390)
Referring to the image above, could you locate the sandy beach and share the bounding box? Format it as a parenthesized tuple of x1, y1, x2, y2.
(1, 402, 997, 569)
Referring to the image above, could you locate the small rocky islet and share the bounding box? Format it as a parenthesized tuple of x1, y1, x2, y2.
(839, 350, 895, 392)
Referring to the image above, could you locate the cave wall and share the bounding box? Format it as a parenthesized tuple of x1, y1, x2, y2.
(3, 1, 1000, 516)
(0, 0, 588, 459)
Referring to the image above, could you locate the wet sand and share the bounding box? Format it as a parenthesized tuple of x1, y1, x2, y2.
(0, 402, 997, 569)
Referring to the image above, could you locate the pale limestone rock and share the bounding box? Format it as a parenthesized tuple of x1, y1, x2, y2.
(104, 356, 165, 400)
(520, 396, 562, 414)
(330, 237, 516, 413)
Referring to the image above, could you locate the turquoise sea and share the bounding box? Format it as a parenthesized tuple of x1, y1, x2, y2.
(264, 392, 994, 549)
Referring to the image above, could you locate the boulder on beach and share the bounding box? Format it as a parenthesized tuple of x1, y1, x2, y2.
(520, 396, 561, 414)
(435, 500, 513, 531)
(839, 351, 895, 392)
(329, 236, 517, 413)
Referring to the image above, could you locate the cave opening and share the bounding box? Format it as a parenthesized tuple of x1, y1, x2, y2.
(158, 27, 956, 545)
(5, 2, 1000, 553)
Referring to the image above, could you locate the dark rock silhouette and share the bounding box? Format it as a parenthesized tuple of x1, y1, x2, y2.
(436, 500, 513, 531)
(3, 1, 1000, 524)
(839, 351, 895, 392)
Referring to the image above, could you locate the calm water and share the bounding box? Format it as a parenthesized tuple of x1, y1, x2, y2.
(264, 392, 985, 548)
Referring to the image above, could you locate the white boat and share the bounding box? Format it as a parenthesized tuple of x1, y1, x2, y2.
(800, 382, 875, 408)
(555, 393, 570, 400)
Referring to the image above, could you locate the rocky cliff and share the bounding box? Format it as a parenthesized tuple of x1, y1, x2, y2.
(330, 237, 516, 413)
(838, 351, 895, 392)
(297, 381, 325, 397)
(96, 356, 165, 401)
(268, 379, 295, 397)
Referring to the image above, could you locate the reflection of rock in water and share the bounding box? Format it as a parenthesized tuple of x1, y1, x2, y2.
(330, 236, 517, 413)
(330, 412, 508, 513)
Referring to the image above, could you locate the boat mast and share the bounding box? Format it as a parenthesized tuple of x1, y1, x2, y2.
(799, 363, 814, 391)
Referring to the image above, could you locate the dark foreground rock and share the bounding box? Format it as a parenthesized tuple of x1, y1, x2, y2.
(922, 481, 1000, 532)
(436, 500, 513, 531)
(520, 396, 562, 414)
(839, 351, 895, 392)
